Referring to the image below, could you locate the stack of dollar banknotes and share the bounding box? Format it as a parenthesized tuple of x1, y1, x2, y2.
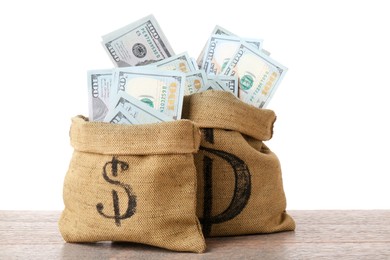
(88, 14, 287, 124)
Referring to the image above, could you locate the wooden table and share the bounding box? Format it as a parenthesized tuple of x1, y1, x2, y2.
(1, 211, 389, 259)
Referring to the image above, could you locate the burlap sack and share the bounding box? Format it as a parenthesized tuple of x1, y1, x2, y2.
(182, 91, 295, 237)
(58, 116, 206, 253)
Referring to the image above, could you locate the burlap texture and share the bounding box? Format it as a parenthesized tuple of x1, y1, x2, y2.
(182, 91, 295, 237)
(58, 116, 206, 253)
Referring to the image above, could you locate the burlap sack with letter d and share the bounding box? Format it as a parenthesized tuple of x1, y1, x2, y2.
(58, 116, 206, 253)
(182, 91, 295, 237)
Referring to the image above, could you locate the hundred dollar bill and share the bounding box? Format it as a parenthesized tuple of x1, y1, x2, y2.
(197, 25, 263, 67)
(222, 42, 287, 108)
(208, 75, 238, 97)
(149, 52, 196, 72)
(111, 68, 185, 119)
(185, 70, 208, 95)
(102, 14, 174, 67)
(197, 25, 232, 66)
(87, 69, 113, 121)
(108, 91, 174, 124)
(202, 35, 245, 75)
(104, 106, 139, 124)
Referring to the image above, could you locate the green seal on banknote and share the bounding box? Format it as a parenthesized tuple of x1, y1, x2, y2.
(240, 74, 254, 90)
(140, 97, 154, 108)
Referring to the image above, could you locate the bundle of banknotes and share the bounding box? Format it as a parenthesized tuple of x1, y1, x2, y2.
(88, 14, 287, 124)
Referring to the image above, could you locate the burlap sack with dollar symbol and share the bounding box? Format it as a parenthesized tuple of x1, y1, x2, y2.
(58, 116, 206, 253)
(182, 91, 295, 237)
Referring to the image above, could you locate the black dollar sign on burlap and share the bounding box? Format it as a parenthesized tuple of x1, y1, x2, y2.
(96, 157, 137, 226)
(200, 128, 251, 236)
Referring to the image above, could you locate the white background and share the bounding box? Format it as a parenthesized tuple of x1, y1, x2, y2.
(0, 0, 389, 210)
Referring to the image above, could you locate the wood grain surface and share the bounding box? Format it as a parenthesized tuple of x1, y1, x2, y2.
(1, 210, 389, 259)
